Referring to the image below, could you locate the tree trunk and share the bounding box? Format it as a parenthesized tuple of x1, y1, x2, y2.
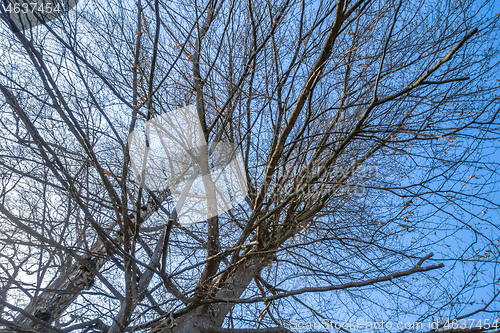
(157, 255, 272, 333)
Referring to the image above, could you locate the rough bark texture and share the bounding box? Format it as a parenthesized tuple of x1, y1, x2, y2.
(12, 196, 165, 332)
(154, 256, 272, 333)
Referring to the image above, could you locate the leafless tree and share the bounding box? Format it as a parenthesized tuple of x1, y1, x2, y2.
(0, 0, 499, 332)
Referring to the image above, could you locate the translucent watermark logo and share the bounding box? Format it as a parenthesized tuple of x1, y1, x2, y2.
(128, 105, 248, 226)
(1, 0, 79, 32)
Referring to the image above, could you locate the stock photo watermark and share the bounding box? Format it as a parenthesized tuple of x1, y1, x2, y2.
(272, 162, 379, 200)
(128, 105, 249, 226)
(128, 105, 379, 225)
(288, 317, 500, 331)
(1, 0, 79, 32)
